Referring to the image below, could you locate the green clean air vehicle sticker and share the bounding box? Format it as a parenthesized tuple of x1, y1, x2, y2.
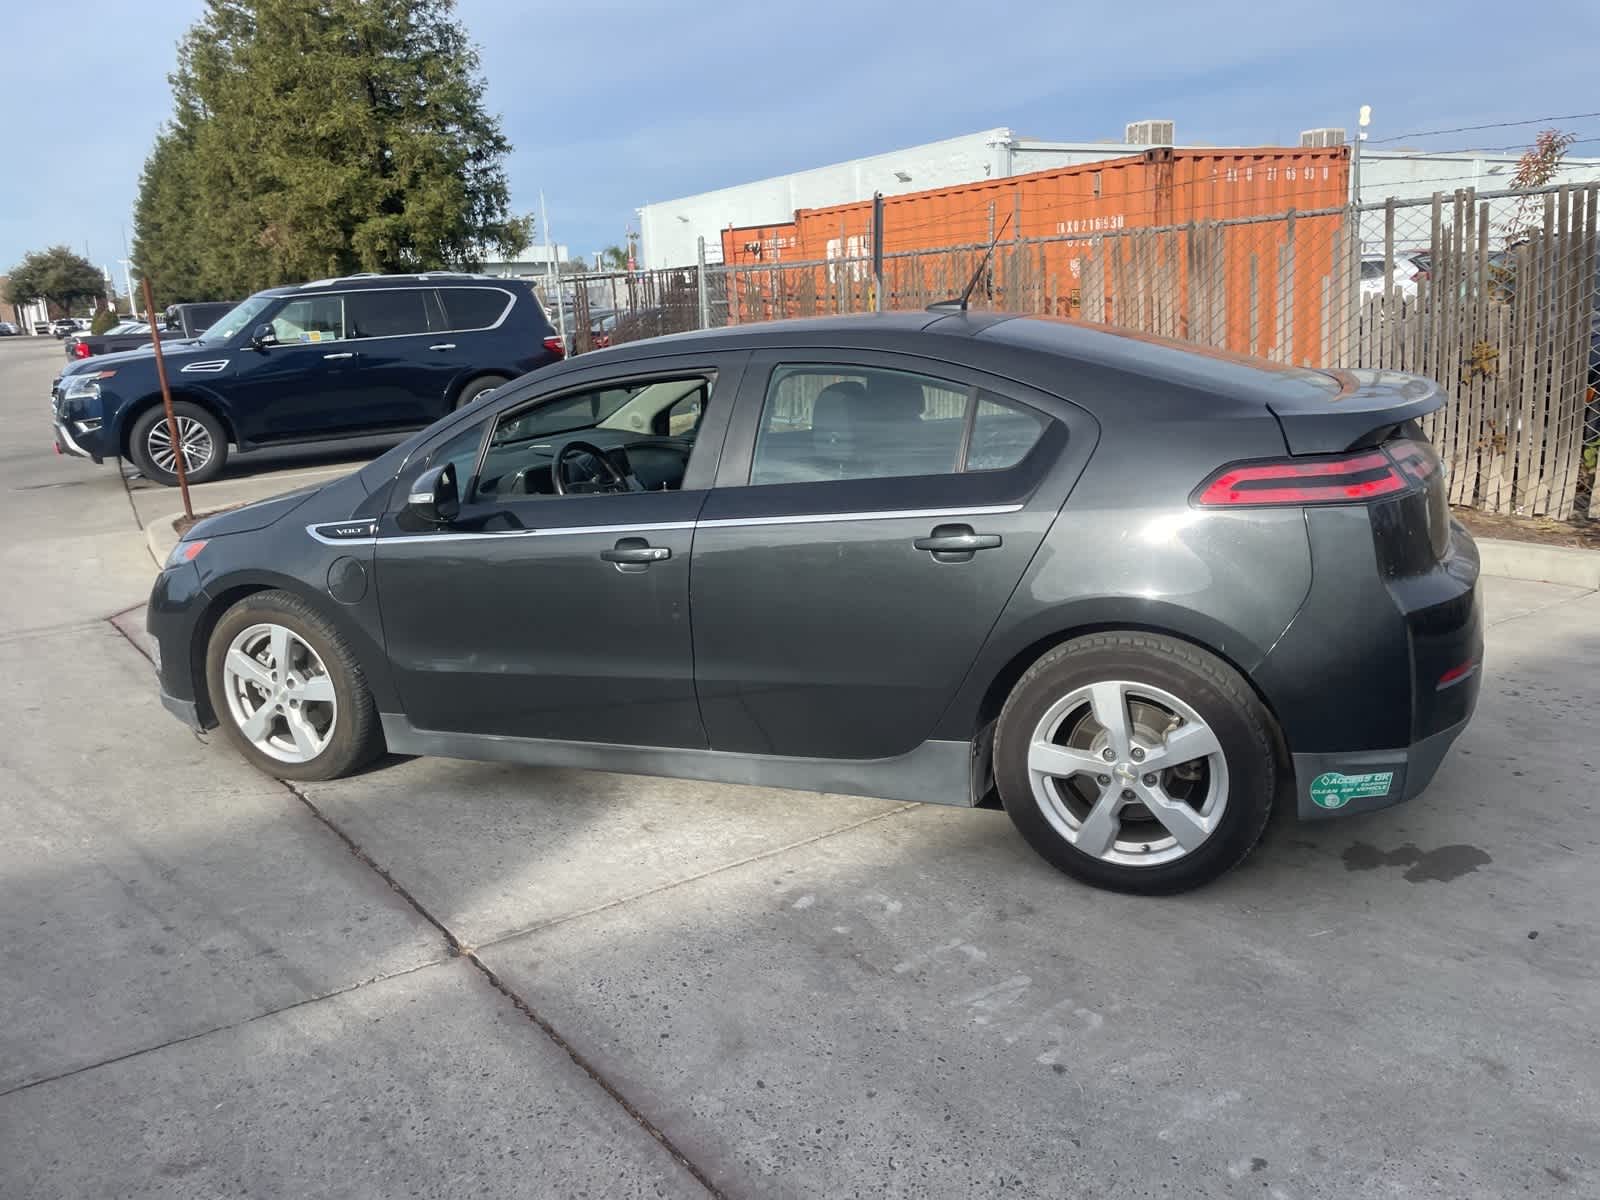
(1309, 771, 1395, 810)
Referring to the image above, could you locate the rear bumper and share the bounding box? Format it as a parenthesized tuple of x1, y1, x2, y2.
(1292, 709, 1472, 819)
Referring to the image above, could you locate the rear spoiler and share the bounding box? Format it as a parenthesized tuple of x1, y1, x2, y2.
(1267, 370, 1444, 455)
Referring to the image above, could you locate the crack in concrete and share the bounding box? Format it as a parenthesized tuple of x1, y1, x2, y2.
(0, 958, 450, 1099)
(277, 777, 726, 1197)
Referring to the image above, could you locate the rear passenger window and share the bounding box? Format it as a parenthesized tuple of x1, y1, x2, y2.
(439, 288, 511, 331)
(967, 392, 1047, 471)
(347, 289, 431, 338)
(750, 365, 972, 485)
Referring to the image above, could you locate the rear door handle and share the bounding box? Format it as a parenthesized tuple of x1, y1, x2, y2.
(601, 537, 670, 572)
(428, 343, 456, 351)
(322, 352, 356, 360)
(915, 524, 1002, 563)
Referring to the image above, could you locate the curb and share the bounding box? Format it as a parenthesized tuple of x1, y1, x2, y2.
(1476, 537, 1600, 590)
(145, 512, 183, 568)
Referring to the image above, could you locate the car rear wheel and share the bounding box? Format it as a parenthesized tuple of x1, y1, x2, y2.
(129, 401, 228, 486)
(993, 632, 1277, 894)
(205, 590, 383, 782)
(453, 374, 509, 411)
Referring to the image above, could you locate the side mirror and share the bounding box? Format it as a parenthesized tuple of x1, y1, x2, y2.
(249, 323, 278, 350)
(404, 463, 459, 525)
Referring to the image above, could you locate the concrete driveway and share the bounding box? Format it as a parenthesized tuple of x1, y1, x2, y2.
(2, 336, 1595, 1198)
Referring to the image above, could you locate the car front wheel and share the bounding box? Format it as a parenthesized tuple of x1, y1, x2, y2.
(128, 401, 228, 486)
(205, 591, 383, 781)
(993, 632, 1278, 894)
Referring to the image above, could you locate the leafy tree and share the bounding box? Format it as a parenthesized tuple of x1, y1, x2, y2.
(133, 0, 533, 302)
(2, 247, 106, 315)
(89, 307, 121, 335)
(599, 244, 629, 270)
(1502, 129, 1577, 240)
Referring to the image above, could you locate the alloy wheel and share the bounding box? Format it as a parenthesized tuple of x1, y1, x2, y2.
(221, 623, 338, 764)
(146, 415, 214, 475)
(1026, 680, 1229, 867)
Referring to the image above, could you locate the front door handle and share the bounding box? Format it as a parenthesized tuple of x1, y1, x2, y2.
(601, 537, 670, 572)
(322, 352, 356, 360)
(428, 343, 456, 351)
(914, 524, 1002, 563)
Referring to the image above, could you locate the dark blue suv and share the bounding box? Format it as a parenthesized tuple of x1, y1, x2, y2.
(52, 273, 564, 485)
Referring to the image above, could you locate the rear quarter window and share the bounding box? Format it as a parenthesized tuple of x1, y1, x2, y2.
(439, 288, 512, 331)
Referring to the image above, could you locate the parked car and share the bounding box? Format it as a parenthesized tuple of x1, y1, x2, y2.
(1358, 252, 1429, 300)
(52, 273, 564, 485)
(64, 320, 149, 361)
(0, 321, 18, 336)
(49, 317, 80, 338)
(163, 301, 236, 338)
(144, 310, 1482, 894)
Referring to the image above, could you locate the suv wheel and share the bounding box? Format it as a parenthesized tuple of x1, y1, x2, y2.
(205, 590, 383, 781)
(129, 401, 228, 486)
(454, 374, 509, 410)
(993, 632, 1278, 894)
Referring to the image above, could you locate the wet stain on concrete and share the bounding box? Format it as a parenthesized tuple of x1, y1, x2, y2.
(1341, 841, 1492, 882)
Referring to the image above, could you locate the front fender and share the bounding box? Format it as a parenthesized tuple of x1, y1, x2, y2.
(189, 559, 398, 720)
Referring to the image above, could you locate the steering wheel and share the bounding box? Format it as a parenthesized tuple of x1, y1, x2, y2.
(552, 439, 629, 496)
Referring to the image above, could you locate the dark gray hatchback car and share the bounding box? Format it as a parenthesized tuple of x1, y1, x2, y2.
(146, 311, 1482, 893)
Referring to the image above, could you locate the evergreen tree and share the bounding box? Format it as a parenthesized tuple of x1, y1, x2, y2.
(133, 0, 532, 301)
(2, 247, 106, 315)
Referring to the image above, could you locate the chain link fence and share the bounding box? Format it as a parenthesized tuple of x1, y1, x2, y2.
(560, 183, 1600, 519)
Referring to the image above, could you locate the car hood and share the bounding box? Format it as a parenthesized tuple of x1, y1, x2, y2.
(186, 483, 324, 540)
(59, 337, 211, 376)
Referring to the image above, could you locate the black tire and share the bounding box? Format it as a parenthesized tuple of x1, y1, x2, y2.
(128, 401, 228, 486)
(453, 374, 510, 411)
(993, 632, 1277, 895)
(205, 590, 383, 782)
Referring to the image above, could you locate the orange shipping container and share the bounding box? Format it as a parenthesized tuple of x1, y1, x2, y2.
(720, 147, 1352, 365)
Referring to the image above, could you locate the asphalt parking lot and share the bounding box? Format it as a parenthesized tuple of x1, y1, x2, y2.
(2, 335, 1596, 1198)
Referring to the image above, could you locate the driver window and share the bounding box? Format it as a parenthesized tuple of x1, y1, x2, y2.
(475, 374, 715, 501)
(271, 295, 346, 344)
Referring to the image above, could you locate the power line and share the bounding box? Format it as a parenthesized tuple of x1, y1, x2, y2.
(1370, 112, 1600, 145)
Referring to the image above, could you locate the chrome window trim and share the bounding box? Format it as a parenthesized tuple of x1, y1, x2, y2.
(696, 503, 1023, 529)
(307, 504, 1023, 549)
(272, 285, 517, 345)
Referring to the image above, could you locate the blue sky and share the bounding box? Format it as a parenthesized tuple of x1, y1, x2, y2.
(4, 0, 1598, 281)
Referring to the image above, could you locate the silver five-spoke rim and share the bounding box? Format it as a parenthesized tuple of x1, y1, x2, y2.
(1027, 680, 1228, 867)
(147, 415, 214, 475)
(222, 623, 338, 764)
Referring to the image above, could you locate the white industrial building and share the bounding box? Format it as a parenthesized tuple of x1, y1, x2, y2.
(638, 126, 1190, 269)
(1354, 148, 1600, 252)
(637, 125, 1600, 268)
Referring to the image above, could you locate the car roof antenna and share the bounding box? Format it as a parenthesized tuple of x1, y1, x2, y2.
(926, 212, 1014, 313)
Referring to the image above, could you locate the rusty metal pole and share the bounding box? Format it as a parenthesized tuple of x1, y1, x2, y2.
(140, 275, 193, 518)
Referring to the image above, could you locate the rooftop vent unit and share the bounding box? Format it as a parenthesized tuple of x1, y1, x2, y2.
(1124, 120, 1175, 146)
(1300, 127, 1347, 148)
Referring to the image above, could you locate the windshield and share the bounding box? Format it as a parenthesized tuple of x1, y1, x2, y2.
(196, 295, 277, 344)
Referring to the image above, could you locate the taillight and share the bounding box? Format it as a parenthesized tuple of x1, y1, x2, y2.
(72, 341, 91, 358)
(1386, 437, 1441, 485)
(1194, 450, 1410, 507)
(543, 335, 565, 359)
